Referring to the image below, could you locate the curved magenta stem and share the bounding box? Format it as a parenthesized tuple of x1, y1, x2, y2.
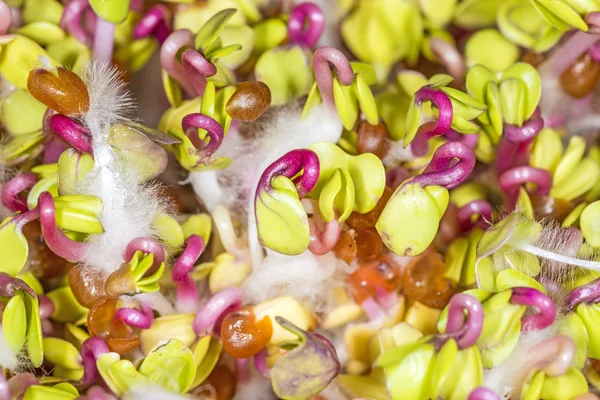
(39, 191, 88, 262)
(0, 273, 36, 298)
(193, 287, 243, 336)
(38, 295, 54, 319)
(468, 387, 500, 400)
(123, 237, 166, 270)
(48, 114, 93, 154)
(133, 4, 170, 44)
(410, 88, 454, 157)
(80, 337, 109, 385)
(114, 303, 154, 329)
(2, 173, 38, 213)
(308, 219, 341, 255)
(160, 29, 197, 96)
(498, 166, 552, 209)
(181, 113, 224, 161)
(503, 109, 544, 144)
(255, 149, 320, 200)
(458, 200, 493, 231)
(288, 2, 325, 48)
(429, 38, 465, 85)
(568, 276, 600, 309)
(171, 234, 206, 282)
(0, 1, 12, 36)
(511, 287, 556, 332)
(313, 46, 354, 106)
(445, 293, 484, 349)
(412, 142, 476, 189)
(61, 0, 94, 46)
(93, 16, 115, 64)
(181, 48, 217, 97)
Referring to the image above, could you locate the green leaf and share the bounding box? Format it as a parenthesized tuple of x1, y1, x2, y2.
(23, 384, 79, 400)
(97, 353, 148, 396)
(151, 212, 185, 250)
(195, 8, 237, 50)
(17, 21, 65, 45)
(2, 294, 27, 352)
(302, 82, 323, 119)
(404, 97, 423, 145)
(354, 74, 379, 125)
(501, 62, 542, 120)
(89, 0, 131, 24)
(531, 0, 588, 31)
(334, 78, 359, 131)
(530, 128, 563, 174)
(139, 339, 196, 393)
(551, 158, 600, 201)
(0, 218, 29, 276)
(498, 78, 525, 126)
(57, 149, 95, 196)
(466, 64, 495, 105)
(454, 0, 504, 29)
(347, 153, 386, 213)
(318, 168, 355, 223)
(190, 336, 223, 389)
(46, 286, 88, 323)
(2, 89, 46, 136)
(22, 291, 43, 367)
(204, 43, 242, 61)
(27, 176, 58, 210)
(465, 29, 519, 72)
(256, 176, 310, 255)
(495, 269, 546, 293)
(43, 337, 81, 370)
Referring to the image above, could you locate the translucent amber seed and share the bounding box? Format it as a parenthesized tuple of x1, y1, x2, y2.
(560, 52, 600, 99)
(355, 227, 384, 262)
(225, 81, 272, 122)
(346, 187, 393, 231)
(221, 307, 273, 359)
(530, 193, 573, 223)
(88, 296, 138, 354)
(68, 264, 107, 308)
(202, 365, 236, 400)
(356, 121, 391, 159)
(402, 250, 455, 309)
(27, 67, 90, 116)
(333, 230, 357, 264)
(347, 255, 402, 304)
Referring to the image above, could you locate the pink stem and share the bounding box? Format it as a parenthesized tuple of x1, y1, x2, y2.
(410, 88, 454, 157)
(61, 0, 94, 46)
(429, 38, 465, 85)
(495, 138, 533, 175)
(503, 109, 544, 144)
(114, 303, 154, 329)
(360, 297, 387, 321)
(38, 295, 54, 319)
(468, 387, 500, 400)
(122, 237, 166, 270)
(39, 192, 88, 262)
(412, 142, 476, 189)
(6, 373, 37, 400)
(458, 200, 493, 231)
(80, 337, 109, 385)
(540, 29, 600, 77)
(93, 16, 115, 64)
(171, 234, 205, 282)
(236, 358, 251, 383)
(498, 166, 552, 209)
(2, 173, 38, 213)
(0, 0, 11, 35)
(181, 113, 224, 161)
(254, 349, 270, 377)
(255, 149, 320, 200)
(510, 287, 556, 332)
(43, 137, 69, 164)
(288, 2, 325, 48)
(160, 29, 197, 96)
(445, 293, 484, 349)
(513, 336, 575, 399)
(308, 219, 342, 255)
(193, 287, 243, 336)
(181, 49, 217, 97)
(133, 4, 170, 44)
(313, 46, 354, 106)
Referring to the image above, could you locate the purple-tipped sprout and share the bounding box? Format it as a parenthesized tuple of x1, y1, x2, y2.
(567, 276, 600, 310)
(114, 303, 154, 329)
(511, 287, 556, 332)
(193, 287, 243, 336)
(0, 273, 36, 298)
(498, 166, 552, 209)
(80, 337, 110, 386)
(468, 387, 500, 400)
(48, 114, 93, 154)
(255, 149, 320, 201)
(60, 0, 94, 46)
(93, 16, 115, 64)
(123, 236, 166, 271)
(503, 108, 544, 144)
(409, 88, 454, 157)
(39, 191, 88, 262)
(512, 336, 575, 398)
(411, 142, 476, 189)
(429, 38, 465, 85)
(172, 234, 205, 313)
(2, 173, 38, 213)
(254, 349, 270, 377)
(458, 200, 493, 231)
(288, 2, 325, 48)
(308, 219, 342, 255)
(313, 46, 354, 106)
(4, 372, 38, 400)
(181, 113, 224, 163)
(133, 4, 170, 45)
(444, 293, 484, 349)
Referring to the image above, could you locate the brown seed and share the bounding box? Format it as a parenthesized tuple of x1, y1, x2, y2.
(402, 250, 455, 309)
(27, 67, 90, 115)
(355, 227, 384, 262)
(226, 81, 271, 122)
(346, 187, 393, 231)
(560, 52, 600, 99)
(521, 51, 546, 68)
(105, 262, 137, 297)
(356, 121, 391, 159)
(68, 264, 106, 308)
(333, 229, 357, 264)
